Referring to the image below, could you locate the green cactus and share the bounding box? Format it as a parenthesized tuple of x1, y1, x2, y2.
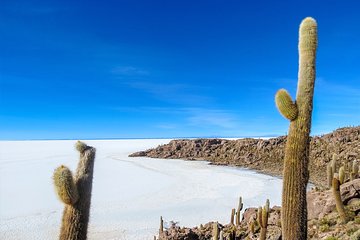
(275, 17, 317, 239)
(257, 199, 269, 240)
(332, 175, 349, 223)
(53, 141, 96, 240)
(236, 196, 243, 226)
(275, 89, 298, 121)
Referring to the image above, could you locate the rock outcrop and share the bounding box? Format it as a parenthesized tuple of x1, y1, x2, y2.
(130, 126, 360, 187)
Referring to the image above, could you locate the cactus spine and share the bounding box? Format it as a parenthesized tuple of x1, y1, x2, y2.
(53, 141, 96, 240)
(257, 199, 269, 240)
(236, 196, 243, 226)
(275, 17, 317, 240)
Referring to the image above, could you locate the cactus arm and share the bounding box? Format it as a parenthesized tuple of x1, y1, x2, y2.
(279, 17, 317, 240)
(53, 165, 79, 205)
(275, 89, 298, 121)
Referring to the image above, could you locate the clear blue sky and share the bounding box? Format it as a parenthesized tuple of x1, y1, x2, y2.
(1, 0, 359, 140)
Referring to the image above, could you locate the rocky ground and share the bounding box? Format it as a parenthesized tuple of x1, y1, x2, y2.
(155, 179, 360, 240)
(130, 126, 360, 187)
(130, 127, 360, 239)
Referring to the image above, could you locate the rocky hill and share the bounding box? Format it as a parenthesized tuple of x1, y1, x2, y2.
(130, 126, 360, 187)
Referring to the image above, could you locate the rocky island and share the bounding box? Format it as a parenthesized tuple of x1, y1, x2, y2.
(130, 126, 360, 187)
(130, 126, 360, 239)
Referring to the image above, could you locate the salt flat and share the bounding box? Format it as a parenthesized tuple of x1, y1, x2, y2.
(0, 139, 282, 239)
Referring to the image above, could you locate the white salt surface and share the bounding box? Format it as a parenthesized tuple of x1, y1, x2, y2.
(0, 139, 282, 239)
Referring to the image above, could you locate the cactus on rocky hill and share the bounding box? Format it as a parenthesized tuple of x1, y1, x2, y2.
(350, 160, 359, 181)
(236, 196, 243, 226)
(230, 208, 235, 225)
(257, 199, 269, 240)
(159, 216, 164, 235)
(53, 141, 96, 240)
(332, 172, 349, 223)
(328, 159, 359, 223)
(275, 17, 317, 239)
(212, 222, 219, 240)
(327, 163, 333, 188)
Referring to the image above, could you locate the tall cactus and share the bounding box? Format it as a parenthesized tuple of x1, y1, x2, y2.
(275, 17, 317, 239)
(53, 141, 96, 240)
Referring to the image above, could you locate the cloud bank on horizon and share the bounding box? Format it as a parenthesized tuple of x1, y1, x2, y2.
(0, 0, 359, 140)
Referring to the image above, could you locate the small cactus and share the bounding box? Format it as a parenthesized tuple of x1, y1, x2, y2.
(212, 222, 219, 240)
(332, 154, 338, 172)
(230, 208, 235, 225)
(257, 199, 270, 240)
(350, 160, 359, 181)
(327, 163, 333, 188)
(332, 175, 349, 223)
(236, 196, 243, 226)
(159, 216, 164, 235)
(339, 166, 345, 184)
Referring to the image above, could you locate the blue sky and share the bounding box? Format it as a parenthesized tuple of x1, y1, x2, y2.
(1, 0, 359, 140)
